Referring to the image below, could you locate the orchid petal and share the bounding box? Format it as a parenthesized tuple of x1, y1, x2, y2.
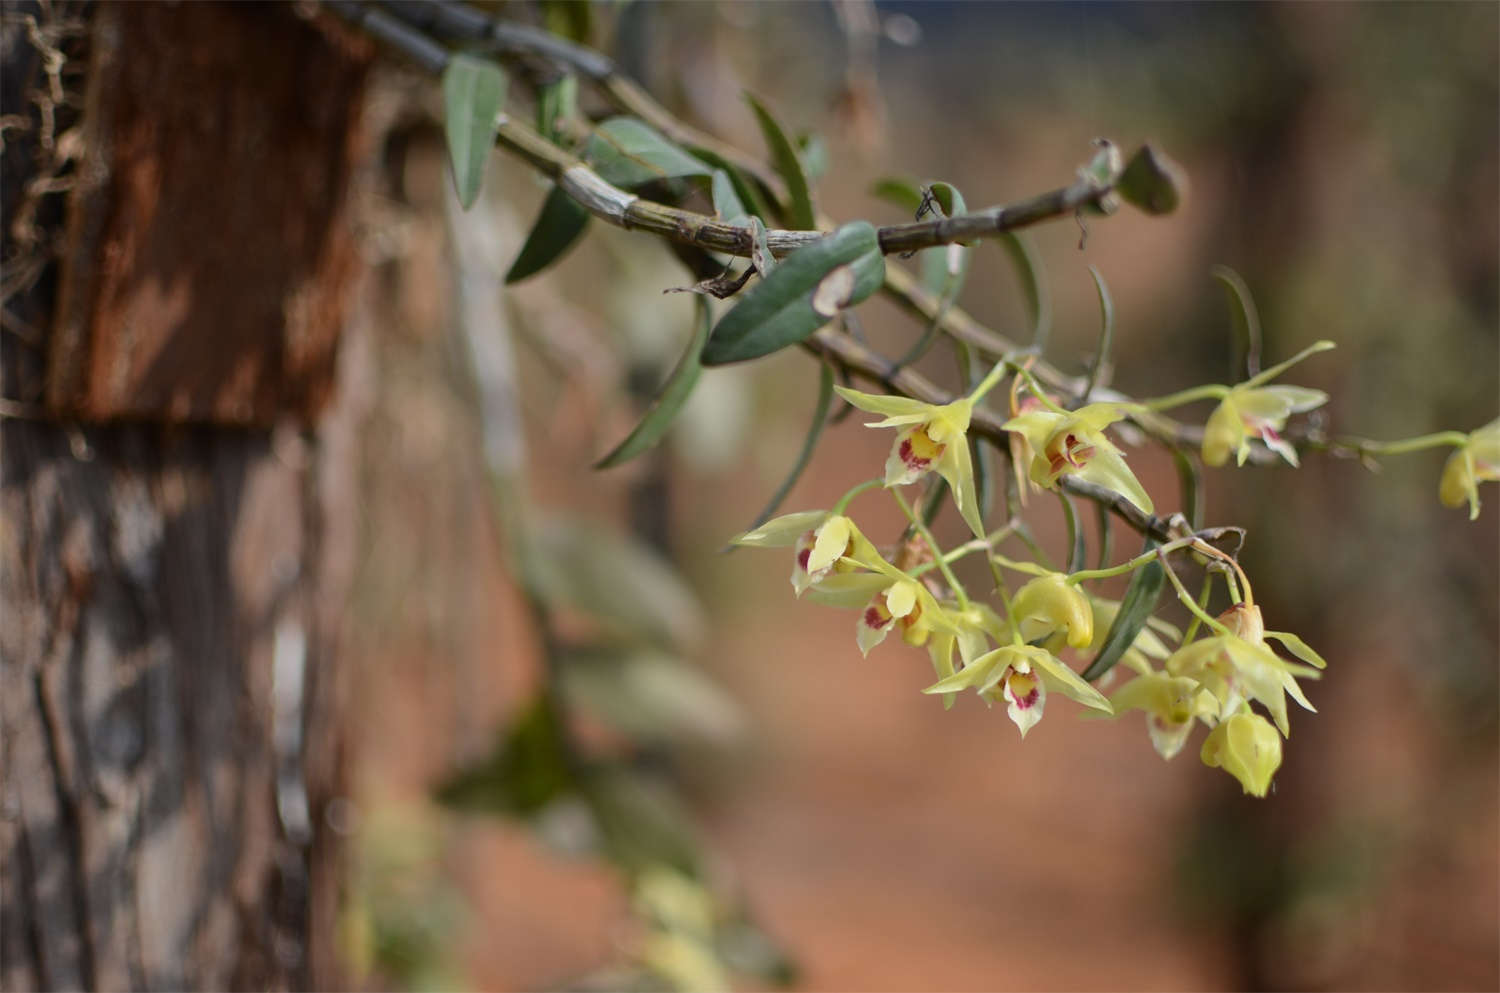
(1027, 648, 1112, 713)
(832, 386, 935, 418)
(936, 433, 986, 537)
(734, 510, 827, 547)
(1075, 448, 1155, 514)
(804, 572, 891, 608)
(1263, 630, 1327, 669)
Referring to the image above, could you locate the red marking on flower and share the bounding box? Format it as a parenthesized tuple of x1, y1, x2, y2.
(1006, 673, 1041, 709)
(796, 547, 812, 570)
(1046, 432, 1095, 477)
(899, 438, 935, 472)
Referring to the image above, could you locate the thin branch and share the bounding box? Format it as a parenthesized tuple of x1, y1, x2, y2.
(329, 0, 1116, 257)
(325, 0, 1269, 536)
(334, 0, 1118, 398)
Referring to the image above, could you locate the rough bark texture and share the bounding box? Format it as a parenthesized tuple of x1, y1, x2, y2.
(2, 3, 374, 989)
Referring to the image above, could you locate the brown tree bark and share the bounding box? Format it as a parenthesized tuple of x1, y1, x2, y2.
(2, 3, 374, 989)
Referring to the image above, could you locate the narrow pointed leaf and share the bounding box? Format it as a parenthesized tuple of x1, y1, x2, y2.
(926, 181, 966, 219)
(712, 169, 748, 222)
(746, 215, 775, 276)
(925, 182, 977, 245)
(870, 177, 924, 214)
(745, 93, 816, 229)
(442, 54, 508, 210)
(434, 695, 572, 815)
(1059, 490, 1086, 575)
(1081, 543, 1165, 681)
(1094, 501, 1113, 571)
(582, 767, 703, 878)
(1171, 445, 1203, 528)
(527, 516, 705, 651)
(740, 363, 835, 535)
(717, 914, 799, 987)
(797, 131, 829, 182)
(595, 298, 711, 468)
(999, 231, 1051, 351)
(536, 73, 578, 143)
(585, 117, 712, 188)
(1083, 265, 1114, 400)
(702, 221, 883, 365)
(507, 185, 591, 283)
(1211, 264, 1262, 380)
(559, 647, 745, 745)
(691, 148, 771, 222)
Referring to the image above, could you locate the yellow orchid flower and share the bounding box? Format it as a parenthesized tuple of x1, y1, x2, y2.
(1439, 417, 1500, 520)
(1163, 603, 1322, 737)
(1009, 573, 1094, 651)
(1108, 671, 1218, 760)
(733, 510, 880, 595)
(921, 642, 1113, 737)
(1201, 711, 1283, 797)
(1003, 402, 1154, 514)
(832, 387, 986, 537)
(1202, 384, 1327, 467)
(920, 602, 1005, 710)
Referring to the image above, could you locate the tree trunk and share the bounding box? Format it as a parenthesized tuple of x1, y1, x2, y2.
(2, 3, 374, 989)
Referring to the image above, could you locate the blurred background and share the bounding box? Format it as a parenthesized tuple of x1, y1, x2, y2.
(337, 3, 1497, 990)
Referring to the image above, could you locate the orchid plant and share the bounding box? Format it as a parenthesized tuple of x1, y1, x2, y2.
(733, 331, 1490, 797)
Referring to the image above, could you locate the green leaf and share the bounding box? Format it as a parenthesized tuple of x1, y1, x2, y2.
(702, 221, 884, 366)
(1211, 264, 1262, 382)
(738, 363, 834, 538)
(585, 117, 713, 188)
(870, 177, 924, 214)
(926, 181, 966, 218)
(1059, 490, 1086, 575)
(595, 298, 711, 468)
(972, 435, 997, 529)
(540, 0, 592, 43)
(746, 215, 775, 276)
(434, 696, 572, 815)
(1171, 445, 1203, 528)
(999, 231, 1051, 351)
(536, 73, 578, 143)
(441, 54, 508, 210)
(1081, 544, 1165, 681)
(1116, 144, 1188, 216)
(745, 93, 816, 229)
(1083, 265, 1114, 399)
(711, 169, 748, 223)
(717, 915, 799, 987)
(582, 767, 704, 877)
(559, 646, 745, 745)
(797, 131, 829, 182)
(524, 517, 705, 650)
(506, 184, 591, 284)
(1094, 501, 1113, 571)
(925, 181, 977, 244)
(691, 149, 772, 222)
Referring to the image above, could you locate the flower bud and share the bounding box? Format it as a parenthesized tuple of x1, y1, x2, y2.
(1200, 712, 1282, 797)
(1010, 574, 1094, 649)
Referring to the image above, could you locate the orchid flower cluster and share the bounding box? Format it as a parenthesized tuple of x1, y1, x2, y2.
(735, 345, 1495, 797)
